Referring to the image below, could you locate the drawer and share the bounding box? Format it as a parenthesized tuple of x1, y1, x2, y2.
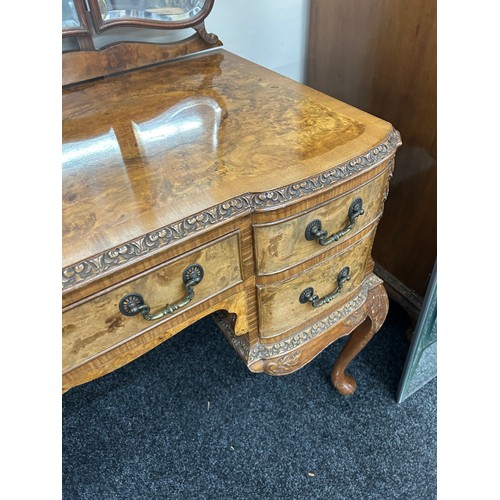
(63, 232, 242, 371)
(253, 169, 388, 275)
(257, 232, 373, 338)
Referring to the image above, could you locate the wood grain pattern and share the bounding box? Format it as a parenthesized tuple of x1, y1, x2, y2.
(62, 46, 401, 395)
(216, 274, 383, 367)
(62, 49, 396, 283)
(63, 289, 249, 392)
(62, 216, 251, 308)
(63, 232, 242, 371)
(62, 34, 223, 86)
(257, 229, 374, 338)
(254, 225, 379, 347)
(253, 165, 389, 275)
(307, 0, 435, 297)
(216, 274, 385, 386)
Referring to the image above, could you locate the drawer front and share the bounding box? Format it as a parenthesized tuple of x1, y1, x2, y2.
(63, 232, 242, 371)
(253, 169, 388, 275)
(257, 233, 373, 338)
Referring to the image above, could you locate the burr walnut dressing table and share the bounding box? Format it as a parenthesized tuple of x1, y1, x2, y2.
(62, 0, 401, 394)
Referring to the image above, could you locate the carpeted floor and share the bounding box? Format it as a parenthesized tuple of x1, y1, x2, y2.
(62, 299, 436, 499)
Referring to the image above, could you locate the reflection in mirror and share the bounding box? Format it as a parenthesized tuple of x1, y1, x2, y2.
(63, 37, 80, 53)
(62, 0, 82, 29)
(92, 26, 193, 50)
(99, 0, 208, 23)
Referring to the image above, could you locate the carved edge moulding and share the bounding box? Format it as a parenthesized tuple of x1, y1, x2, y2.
(213, 273, 389, 395)
(62, 129, 402, 292)
(215, 274, 383, 365)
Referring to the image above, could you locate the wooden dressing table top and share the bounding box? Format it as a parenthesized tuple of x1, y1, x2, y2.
(62, 49, 397, 293)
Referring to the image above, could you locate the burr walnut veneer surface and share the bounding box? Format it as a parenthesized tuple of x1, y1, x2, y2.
(62, 49, 401, 394)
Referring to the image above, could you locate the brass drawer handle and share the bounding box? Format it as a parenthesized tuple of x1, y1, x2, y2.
(118, 264, 204, 321)
(299, 266, 350, 308)
(305, 198, 364, 245)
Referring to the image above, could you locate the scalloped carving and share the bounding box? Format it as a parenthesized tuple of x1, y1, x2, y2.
(266, 351, 302, 375)
(216, 274, 382, 365)
(62, 130, 400, 291)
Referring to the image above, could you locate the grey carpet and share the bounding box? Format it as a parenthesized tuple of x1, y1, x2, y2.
(62, 299, 436, 499)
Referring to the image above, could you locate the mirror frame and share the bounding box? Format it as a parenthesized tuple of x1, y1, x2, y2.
(62, 0, 91, 37)
(87, 0, 216, 33)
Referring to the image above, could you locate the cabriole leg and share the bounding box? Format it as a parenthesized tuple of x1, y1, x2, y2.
(331, 283, 389, 395)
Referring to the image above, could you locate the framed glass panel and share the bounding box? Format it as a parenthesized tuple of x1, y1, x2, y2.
(62, 0, 91, 37)
(89, 0, 215, 32)
(397, 261, 437, 403)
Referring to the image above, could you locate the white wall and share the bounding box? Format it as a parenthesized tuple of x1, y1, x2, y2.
(207, 0, 310, 83)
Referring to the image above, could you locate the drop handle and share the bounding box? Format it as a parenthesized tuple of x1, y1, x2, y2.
(305, 198, 364, 245)
(118, 264, 204, 321)
(299, 266, 350, 308)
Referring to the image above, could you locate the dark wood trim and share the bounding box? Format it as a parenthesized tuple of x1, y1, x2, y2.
(374, 262, 422, 324)
(76, 34, 96, 51)
(62, 34, 223, 86)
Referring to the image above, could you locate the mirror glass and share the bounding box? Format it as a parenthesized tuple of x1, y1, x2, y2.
(62, 0, 82, 29)
(99, 0, 208, 23)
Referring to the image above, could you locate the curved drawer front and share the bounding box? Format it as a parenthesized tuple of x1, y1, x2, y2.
(63, 232, 242, 371)
(253, 169, 388, 276)
(257, 233, 373, 338)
